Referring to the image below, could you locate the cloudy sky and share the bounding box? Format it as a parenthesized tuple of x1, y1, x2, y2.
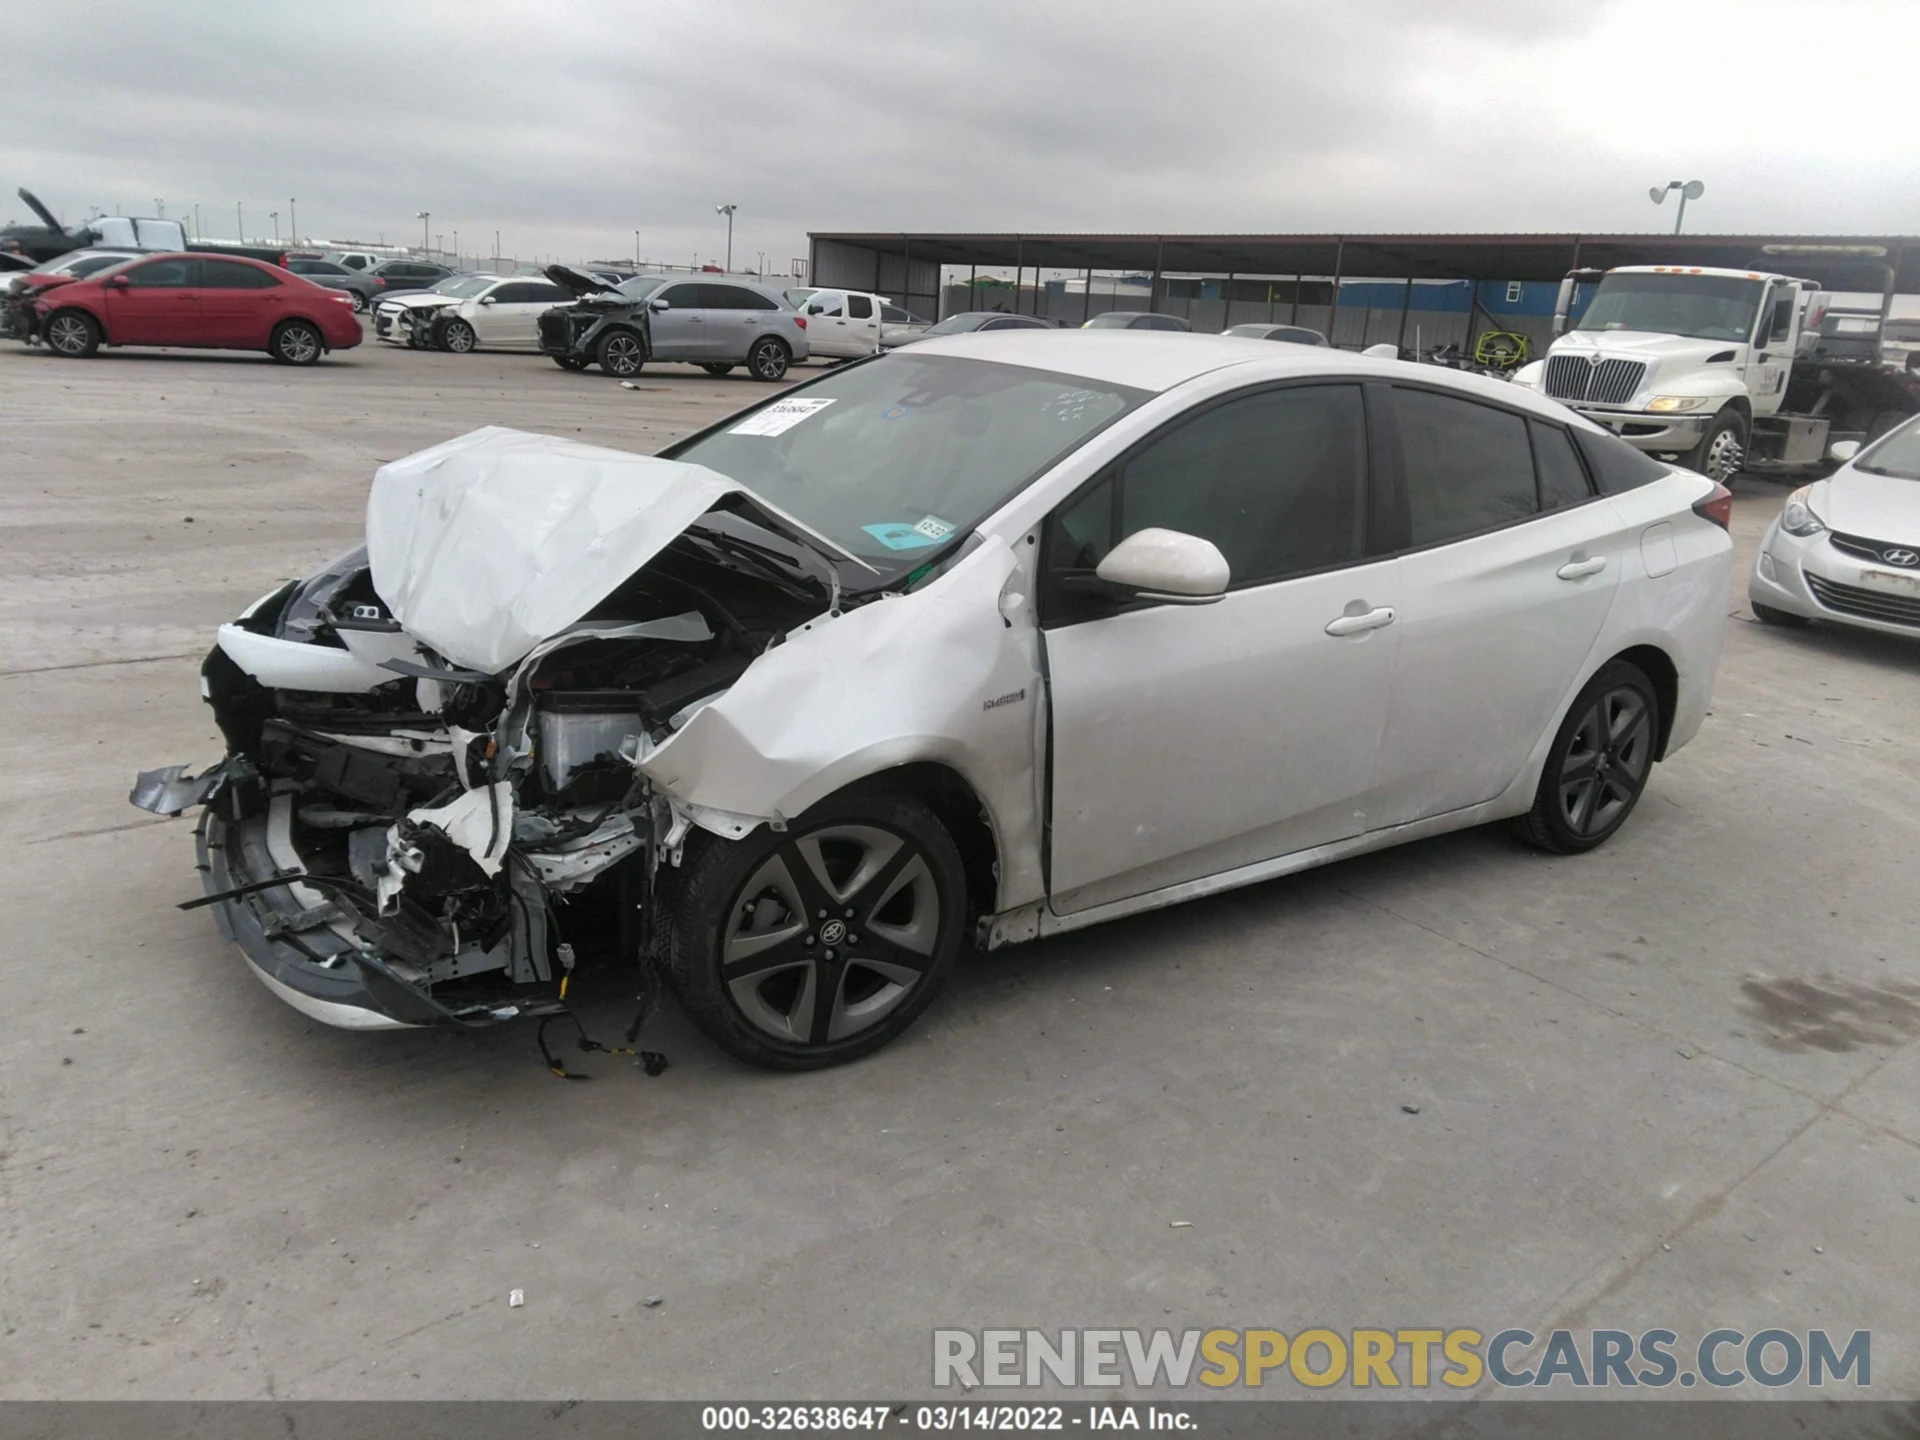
(3, 0, 1916, 273)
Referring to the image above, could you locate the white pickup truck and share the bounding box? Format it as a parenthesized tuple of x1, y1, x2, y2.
(1514, 251, 1920, 481)
(785, 287, 926, 358)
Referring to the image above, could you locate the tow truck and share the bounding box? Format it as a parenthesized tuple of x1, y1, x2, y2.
(1513, 246, 1920, 480)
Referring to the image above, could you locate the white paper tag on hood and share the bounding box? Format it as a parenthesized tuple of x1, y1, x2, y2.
(365, 427, 746, 675)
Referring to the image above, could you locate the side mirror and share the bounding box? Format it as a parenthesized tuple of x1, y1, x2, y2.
(1095, 528, 1230, 604)
(1363, 342, 1399, 359)
(1829, 439, 1862, 462)
(108, 274, 130, 289)
(808, 303, 827, 315)
(650, 297, 670, 311)
(479, 295, 496, 305)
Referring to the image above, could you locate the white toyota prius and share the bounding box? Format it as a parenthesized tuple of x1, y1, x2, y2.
(132, 333, 1735, 1069)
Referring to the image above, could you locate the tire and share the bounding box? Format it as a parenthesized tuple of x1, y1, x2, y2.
(1512, 660, 1661, 855)
(43, 309, 100, 358)
(1683, 408, 1748, 483)
(270, 320, 324, 366)
(349, 291, 369, 314)
(700, 363, 736, 376)
(439, 318, 477, 354)
(1753, 601, 1809, 628)
(597, 328, 645, 377)
(747, 335, 791, 382)
(552, 355, 590, 372)
(663, 787, 968, 1070)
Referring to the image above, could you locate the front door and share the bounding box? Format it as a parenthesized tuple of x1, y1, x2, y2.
(103, 256, 203, 345)
(647, 282, 709, 359)
(1747, 284, 1796, 416)
(805, 291, 854, 357)
(1368, 386, 1623, 829)
(1041, 382, 1398, 914)
(477, 281, 568, 349)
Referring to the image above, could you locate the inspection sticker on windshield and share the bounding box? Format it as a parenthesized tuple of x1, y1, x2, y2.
(729, 397, 836, 436)
(861, 514, 956, 551)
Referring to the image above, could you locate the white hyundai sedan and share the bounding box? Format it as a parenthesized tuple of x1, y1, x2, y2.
(131, 334, 1734, 1070)
(1749, 416, 1920, 636)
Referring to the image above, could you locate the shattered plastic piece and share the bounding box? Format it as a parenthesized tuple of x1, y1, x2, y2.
(644, 1295, 663, 1308)
(1169, 1221, 1193, 1229)
(129, 764, 224, 817)
(509, 1289, 525, 1308)
(1401, 1103, 1421, 1115)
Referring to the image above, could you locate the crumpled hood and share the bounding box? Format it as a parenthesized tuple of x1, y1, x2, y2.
(366, 427, 748, 675)
(544, 263, 623, 299)
(1817, 470, 1920, 539)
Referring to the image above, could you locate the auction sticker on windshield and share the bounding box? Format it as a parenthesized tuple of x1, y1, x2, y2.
(729, 397, 836, 436)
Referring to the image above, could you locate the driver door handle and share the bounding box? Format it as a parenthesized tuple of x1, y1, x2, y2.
(1325, 605, 1395, 636)
(1557, 555, 1608, 580)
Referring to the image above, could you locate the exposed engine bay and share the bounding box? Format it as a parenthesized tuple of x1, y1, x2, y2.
(131, 428, 854, 1039)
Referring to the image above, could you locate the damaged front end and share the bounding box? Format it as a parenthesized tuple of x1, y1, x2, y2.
(133, 428, 841, 1038)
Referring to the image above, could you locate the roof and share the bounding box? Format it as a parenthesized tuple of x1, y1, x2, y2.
(897, 330, 1587, 423)
(812, 231, 1920, 288)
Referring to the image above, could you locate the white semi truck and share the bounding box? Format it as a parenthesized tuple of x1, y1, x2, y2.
(1513, 247, 1920, 481)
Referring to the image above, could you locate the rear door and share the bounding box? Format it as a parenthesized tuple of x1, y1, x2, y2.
(1042, 382, 1399, 914)
(842, 293, 881, 353)
(1368, 386, 1624, 829)
(198, 259, 284, 347)
(103, 257, 203, 345)
(700, 282, 779, 361)
(647, 281, 708, 359)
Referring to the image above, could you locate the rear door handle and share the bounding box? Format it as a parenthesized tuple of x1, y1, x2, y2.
(1556, 555, 1608, 580)
(1325, 605, 1395, 636)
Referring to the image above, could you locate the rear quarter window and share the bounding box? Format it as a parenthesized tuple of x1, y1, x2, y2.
(1572, 426, 1675, 494)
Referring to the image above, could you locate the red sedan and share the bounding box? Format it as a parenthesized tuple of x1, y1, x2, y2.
(34, 253, 362, 365)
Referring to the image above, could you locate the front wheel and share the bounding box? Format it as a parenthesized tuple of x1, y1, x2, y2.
(597, 329, 645, 377)
(270, 320, 324, 366)
(700, 362, 736, 376)
(1512, 660, 1660, 855)
(747, 335, 790, 382)
(439, 317, 477, 353)
(43, 309, 100, 357)
(1685, 408, 1748, 484)
(663, 788, 968, 1069)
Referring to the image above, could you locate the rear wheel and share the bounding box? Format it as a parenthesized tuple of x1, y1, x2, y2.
(1684, 408, 1748, 483)
(439, 317, 477, 353)
(1513, 660, 1660, 855)
(349, 291, 369, 314)
(270, 320, 324, 366)
(43, 309, 99, 357)
(700, 362, 735, 376)
(663, 788, 967, 1069)
(747, 335, 790, 382)
(1753, 601, 1809, 628)
(597, 329, 645, 377)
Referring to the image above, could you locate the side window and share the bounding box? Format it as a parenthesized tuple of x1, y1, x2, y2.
(1043, 385, 1367, 625)
(810, 293, 845, 317)
(846, 294, 874, 319)
(1572, 425, 1671, 494)
(493, 284, 545, 304)
(202, 261, 278, 289)
(1529, 420, 1595, 510)
(125, 259, 197, 288)
(658, 283, 702, 308)
(1151, 316, 1183, 331)
(1395, 388, 1538, 546)
(1766, 296, 1794, 345)
(703, 284, 776, 310)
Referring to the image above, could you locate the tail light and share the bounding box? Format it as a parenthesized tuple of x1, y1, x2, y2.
(794, 315, 807, 329)
(1692, 482, 1733, 530)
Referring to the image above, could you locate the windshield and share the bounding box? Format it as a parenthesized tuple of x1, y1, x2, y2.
(1575, 273, 1764, 342)
(435, 276, 495, 298)
(615, 275, 671, 300)
(785, 287, 817, 307)
(664, 354, 1149, 578)
(1083, 312, 1143, 328)
(1854, 418, 1920, 480)
(922, 313, 993, 337)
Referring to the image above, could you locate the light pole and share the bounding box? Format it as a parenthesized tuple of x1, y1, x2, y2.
(154, 198, 165, 219)
(416, 211, 430, 254)
(289, 197, 297, 244)
(453, 230, 458, 264)
(269, 211, 279, 242)
(236, 202, 244, 241)
(715, 203, 737, 273)
(1649, 179, 1705, 235)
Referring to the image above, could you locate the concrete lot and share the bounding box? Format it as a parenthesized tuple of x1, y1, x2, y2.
(1, 333, 1917, 1402)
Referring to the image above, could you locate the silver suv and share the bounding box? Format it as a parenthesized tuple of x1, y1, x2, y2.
(539, 268, 810, 380)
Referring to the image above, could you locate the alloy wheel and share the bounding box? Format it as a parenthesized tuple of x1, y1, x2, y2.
(443, 320, 475, 353)
(1557, 685, 1652, 838)
(46, 315, 91, 355)
(720, 824, 940, 1047)
(277, 325, 320, 364)
(602, 333, 642, 375)
(750, 339, 787, 380)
